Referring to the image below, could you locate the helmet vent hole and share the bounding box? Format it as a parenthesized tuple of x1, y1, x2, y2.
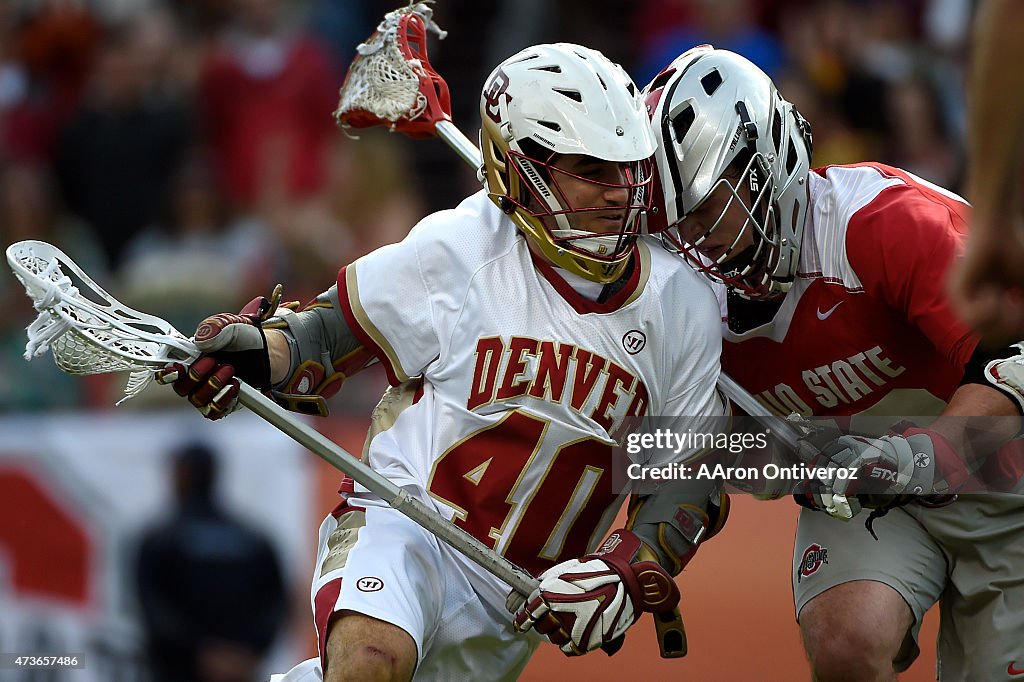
(786, 138, 798, 174)
(509, 54, 540, 65)
(771, 108, 783, 152)
(532, 65, 563, 73)
(538, 120, 562, 132)
(671, 105, 696, 143)
(700, 69, 723, 95)
(627, 82, 635, 96)
(553, 88, 582, 102)
(647, 69, 675, 93)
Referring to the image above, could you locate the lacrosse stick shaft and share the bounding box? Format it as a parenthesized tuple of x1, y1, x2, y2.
(436, 120, 481, 168)
(717, 373, 812, 453)
(236, 383, 538, 597)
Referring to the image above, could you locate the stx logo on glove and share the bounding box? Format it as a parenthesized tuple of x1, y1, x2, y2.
(869, 467, 898, 482)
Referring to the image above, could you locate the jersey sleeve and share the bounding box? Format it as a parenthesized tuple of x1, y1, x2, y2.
(336, 220, 443, 385)
(845, 179, 978, 370)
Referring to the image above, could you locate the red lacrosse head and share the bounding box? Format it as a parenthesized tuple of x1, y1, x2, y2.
(336, 8, 452, 138)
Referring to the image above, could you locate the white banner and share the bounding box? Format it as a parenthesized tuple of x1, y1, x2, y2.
(0, 410, 315, 681)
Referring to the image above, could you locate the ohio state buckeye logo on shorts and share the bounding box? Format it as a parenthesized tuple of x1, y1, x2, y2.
(797, 543, 829, 583)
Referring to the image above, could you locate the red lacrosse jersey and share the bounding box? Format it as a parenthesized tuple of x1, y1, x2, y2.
(721, 162, 1024, 488)
(720, 163, 975, 423)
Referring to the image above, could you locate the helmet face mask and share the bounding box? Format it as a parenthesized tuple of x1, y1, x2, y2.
(645, 46, 813, 299)
(670, 150, 780, 297)
(505, 145, 654, 263)
(480, 44, 656, 283)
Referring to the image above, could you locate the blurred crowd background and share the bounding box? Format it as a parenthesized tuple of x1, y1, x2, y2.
(0, 0, 974, 679)
(0, 0, 975, 412)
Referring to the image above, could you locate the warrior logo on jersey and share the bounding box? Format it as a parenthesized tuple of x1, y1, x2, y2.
(622, 330, 646, 355)
(483, 68, 511, 123)
(356, 577, 384, 592)
(797, 543, 829, 583)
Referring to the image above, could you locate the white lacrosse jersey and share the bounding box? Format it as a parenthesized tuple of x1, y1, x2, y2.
(337, 190, 724, 586)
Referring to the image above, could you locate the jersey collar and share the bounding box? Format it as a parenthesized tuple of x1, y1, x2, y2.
(529, 240, 649, 314)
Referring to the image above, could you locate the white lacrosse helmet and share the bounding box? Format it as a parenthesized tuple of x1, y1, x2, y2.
(645, 46, 813, 299)
(480, 43, 656, 283)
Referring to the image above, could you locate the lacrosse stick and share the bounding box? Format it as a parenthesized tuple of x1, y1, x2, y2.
(5, 239, 539, 599)
(334, 2, 831, 495)
(334, 1, 481, 169)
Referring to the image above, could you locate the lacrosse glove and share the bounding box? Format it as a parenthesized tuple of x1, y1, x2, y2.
(155, 294, 276, 420)
(513, 528, 680, 656)
(795, 425, 968, 521)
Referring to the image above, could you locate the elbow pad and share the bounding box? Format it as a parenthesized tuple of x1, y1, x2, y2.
(626, 479, 730, 576)
(264, 286, 375, 415)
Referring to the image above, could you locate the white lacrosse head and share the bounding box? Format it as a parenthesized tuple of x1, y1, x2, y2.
(6, 240, 199, 402)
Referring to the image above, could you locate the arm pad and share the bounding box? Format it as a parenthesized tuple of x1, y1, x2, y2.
(263, 285, 375, 415)
(626, 478, 729, 575)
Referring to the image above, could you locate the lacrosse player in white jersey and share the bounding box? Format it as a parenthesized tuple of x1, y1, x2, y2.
(158, 43, 730, 681)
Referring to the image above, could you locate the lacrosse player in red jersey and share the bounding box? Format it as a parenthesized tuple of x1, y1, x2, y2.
(159, 42, 730, 681)
(646, 45, 1024, 681)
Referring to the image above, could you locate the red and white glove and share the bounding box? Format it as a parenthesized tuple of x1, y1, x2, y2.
(513, 529, 679, 656)
(155, 298, 273, 420)
(797, 426, 968, 520)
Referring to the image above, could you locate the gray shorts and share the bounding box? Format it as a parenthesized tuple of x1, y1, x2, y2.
(792, 494, 1024, 680)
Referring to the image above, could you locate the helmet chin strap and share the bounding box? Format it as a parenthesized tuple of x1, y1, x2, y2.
(550, 228, 627, 258)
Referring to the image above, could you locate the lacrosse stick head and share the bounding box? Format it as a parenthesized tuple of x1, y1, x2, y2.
(334, 2, 452, 138)
(6, 240, 199, 402)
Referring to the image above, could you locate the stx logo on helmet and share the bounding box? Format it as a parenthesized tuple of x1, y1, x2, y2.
(797, 543, 829, 583)
(483, 68, 511, 123)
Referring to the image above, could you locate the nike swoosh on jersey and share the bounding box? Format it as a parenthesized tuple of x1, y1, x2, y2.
(1009, 662, 1024, 676)
(816, 301, 844, 320)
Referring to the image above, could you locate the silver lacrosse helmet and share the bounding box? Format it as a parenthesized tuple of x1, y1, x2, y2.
(480, 43, 656, 283)
(645, 46, 813, 299)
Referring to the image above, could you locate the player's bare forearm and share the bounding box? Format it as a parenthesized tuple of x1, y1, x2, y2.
(266, 329, 291, 385)
(930, 383, 1019, 464)
(966, 0, 1024, 222)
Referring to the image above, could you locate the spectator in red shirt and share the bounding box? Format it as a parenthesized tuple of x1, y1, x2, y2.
(197, 0, 339, 212)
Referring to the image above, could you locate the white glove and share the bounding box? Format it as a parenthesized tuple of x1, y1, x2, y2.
(512, 529, 679, 656)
